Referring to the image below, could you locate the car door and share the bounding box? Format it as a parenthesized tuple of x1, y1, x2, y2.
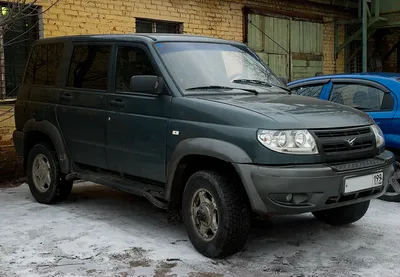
(57, 43, 113, 169)
(327, 79, 396, 137)
(105, 43, 172, 183)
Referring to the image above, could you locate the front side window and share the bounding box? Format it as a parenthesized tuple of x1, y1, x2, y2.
(329, 83, 393, 111)
(155, 42, 283, 93)
(24, 43, 64, 86)
(291, 85, 324, 98)
(67, 45, 111, 91)
(115, 46, 157, 92)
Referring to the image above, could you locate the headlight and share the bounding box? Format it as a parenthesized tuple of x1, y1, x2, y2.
(371, 124, 385, 148)
(257, 130, 318, 154)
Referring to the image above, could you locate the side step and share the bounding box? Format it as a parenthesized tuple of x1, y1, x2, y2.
(69, 171, 167, 209)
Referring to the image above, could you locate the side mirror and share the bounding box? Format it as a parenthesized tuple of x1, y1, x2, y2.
(278, 76, 288, 85)
(130, 75, 163, 94)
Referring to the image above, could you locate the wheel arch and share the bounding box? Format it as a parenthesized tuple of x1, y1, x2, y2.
(165, 138, 252, 208)
(23, 119, 70, 174)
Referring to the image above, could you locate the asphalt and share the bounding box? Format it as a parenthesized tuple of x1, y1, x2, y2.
(1, 182, 399, 277)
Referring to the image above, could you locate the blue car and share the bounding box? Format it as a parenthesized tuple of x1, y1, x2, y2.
(288, 73, 400, 202)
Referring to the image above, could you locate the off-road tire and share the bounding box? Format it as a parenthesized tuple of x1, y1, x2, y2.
(312, 200, 370, 226)
(27, 143, 72, 204)
(182, 170, 251, 258)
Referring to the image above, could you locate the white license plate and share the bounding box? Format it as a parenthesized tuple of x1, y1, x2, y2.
(344, 172, 384, 194)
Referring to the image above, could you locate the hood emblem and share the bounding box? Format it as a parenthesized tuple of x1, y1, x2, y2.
(344, 137, 357, 146)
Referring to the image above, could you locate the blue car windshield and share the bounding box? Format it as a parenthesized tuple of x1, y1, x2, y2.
(155, 42, 282, 93)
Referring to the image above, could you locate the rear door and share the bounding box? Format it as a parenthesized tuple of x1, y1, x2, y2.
(57, 43, 113, 169)
(327, 79, 396, 136)
(105, 43, 171, 183)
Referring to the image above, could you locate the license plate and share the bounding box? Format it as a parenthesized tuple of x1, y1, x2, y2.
(344, 172, 384, 194)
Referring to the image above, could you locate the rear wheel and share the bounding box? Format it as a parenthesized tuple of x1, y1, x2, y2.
(312, 201, 370, 226)
(182, 170, 251, 258)
(27, 143, 73, 204)
(378, 160, 400, 202)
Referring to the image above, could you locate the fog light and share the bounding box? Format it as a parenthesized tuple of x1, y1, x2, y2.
(286, 193, 293, 202)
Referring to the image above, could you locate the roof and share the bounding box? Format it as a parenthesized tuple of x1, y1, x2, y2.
(34, 33, 245, 46)
(289, 72, 400, 86)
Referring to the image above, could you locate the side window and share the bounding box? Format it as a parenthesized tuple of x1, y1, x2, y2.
(67, 45, 111, 91)
(291, 85, 324, 98)
(330, 84, 393, 111)
(24, 43, 64, 86)
(115, 46, 157, 92)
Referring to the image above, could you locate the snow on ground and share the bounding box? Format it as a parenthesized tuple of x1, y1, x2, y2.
(1, 182, 400, 277)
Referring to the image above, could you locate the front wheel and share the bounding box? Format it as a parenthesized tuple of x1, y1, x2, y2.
(182, 170, 251, 258)
(312, 201, 370, 226)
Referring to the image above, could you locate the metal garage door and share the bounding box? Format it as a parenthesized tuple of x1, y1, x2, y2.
(247, 13, 323, 81)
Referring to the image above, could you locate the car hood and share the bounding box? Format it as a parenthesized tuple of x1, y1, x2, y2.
(194, 93, 374, 129)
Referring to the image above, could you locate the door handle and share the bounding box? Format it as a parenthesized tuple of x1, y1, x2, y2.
(109, 99, 125, 107)
(60, 93, 73, 100)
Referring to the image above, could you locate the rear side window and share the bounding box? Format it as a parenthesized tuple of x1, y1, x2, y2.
(67, 45, 111, 91)
(291, 85, 324, 98)
(24, 43, 64, 86)
(329, 83, 394, 111)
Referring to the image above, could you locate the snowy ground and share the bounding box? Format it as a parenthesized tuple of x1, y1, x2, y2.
(1, 182, 400, 277)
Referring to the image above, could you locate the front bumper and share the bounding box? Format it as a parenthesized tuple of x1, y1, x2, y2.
(234, 150, 394, 215)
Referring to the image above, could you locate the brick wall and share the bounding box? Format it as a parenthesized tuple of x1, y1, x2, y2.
(38, 0, 349, 74)
(0, 105, 23, 182)
(384, 33, 399, 73)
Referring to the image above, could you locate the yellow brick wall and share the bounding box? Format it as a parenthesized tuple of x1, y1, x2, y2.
(37, 0, 348, 74)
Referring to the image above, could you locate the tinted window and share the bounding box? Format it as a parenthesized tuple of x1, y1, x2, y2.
(292, 85, 323, 98)
(115, 46, 157, 92)
(67, 45, 111, 90)
(24, 43, 64, 86)
(330, 84, 393, 111)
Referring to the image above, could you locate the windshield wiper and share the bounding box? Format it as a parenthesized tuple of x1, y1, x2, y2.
(185, 85, 258, 95)
(233, 79, 290, 93)
(232, 79, 272, 87)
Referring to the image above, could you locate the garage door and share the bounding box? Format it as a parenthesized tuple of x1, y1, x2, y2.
(247, 13, 323, 81)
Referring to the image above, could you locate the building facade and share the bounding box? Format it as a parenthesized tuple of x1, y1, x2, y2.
(37, 0, 350, 79)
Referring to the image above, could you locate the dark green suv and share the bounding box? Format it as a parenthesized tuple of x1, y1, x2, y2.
(13, 34, 394, 258)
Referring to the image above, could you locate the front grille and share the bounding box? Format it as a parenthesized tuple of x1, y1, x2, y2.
(311, 126, 377, 162)
(322, 140, 374, 153)
(314, 127, 370, 138)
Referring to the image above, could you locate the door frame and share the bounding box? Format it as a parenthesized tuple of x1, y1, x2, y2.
(244, 8, 324, 82)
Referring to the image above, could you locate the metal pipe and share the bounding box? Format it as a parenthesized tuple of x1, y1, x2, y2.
(362, 0, 368, 72)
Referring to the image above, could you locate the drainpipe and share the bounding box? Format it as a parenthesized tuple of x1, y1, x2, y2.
(362, 0, 368, 72)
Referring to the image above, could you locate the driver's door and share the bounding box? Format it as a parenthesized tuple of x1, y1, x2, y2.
(105, 44, 172, 183)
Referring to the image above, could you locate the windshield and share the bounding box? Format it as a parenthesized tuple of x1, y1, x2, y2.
(155, 42, 283, 93)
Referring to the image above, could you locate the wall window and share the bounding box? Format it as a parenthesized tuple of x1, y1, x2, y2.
(291, 85, 324, 98)
(24, 43, 64, 86)
(115, 46, 157, 92)
(329, 84, 394, 111)
(136, 18, 183, 34)
(67, 45, 111, 91)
